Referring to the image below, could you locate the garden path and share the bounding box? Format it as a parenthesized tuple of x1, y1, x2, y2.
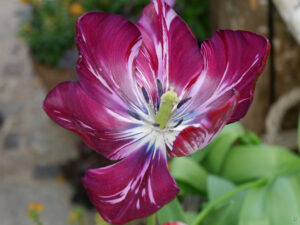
(0, 1, 89, 224)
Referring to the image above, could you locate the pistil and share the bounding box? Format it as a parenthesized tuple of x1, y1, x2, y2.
(155, 87, 178, 129)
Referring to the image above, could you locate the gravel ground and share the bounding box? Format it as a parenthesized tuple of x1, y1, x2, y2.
(0, 1, 87, 225)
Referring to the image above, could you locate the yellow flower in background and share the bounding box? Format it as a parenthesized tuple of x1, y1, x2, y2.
(20, 0, 30, 3)
(28, 202, 44, 212)
(68, 211, 78, 223)
(69, 3, 84, 16)
(68, 207, 85, 224)
(28, 202, 44, 225)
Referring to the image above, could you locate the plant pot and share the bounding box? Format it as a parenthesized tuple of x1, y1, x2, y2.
(32, 59, 76, 91)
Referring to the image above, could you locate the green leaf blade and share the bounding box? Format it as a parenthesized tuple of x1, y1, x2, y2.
(221, 145, 300, 183)
(171, 157, 208, 194)
(157, 198, 187, 224)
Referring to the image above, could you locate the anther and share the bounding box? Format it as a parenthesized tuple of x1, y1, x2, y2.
(177, 97, 192, 109)
(156, 99, 160, 111)
(141, 87, 149, 103)
(127, 110, 141, 120)
(174, 119, 183, 128)
(153, 123, 160, 127)
(156, 79, 163, 97)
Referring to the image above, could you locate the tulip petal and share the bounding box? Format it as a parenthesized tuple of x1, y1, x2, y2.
(186, 30, 270, 123)
(82, 146, 179, 224)
(163, 222, 187, 225)
(76, 12, 144, 113)
(163, 0, 175, 7)
(43, 82, 146, 160)
(136, 0, 203, 98)
(169, 94, 237, 157)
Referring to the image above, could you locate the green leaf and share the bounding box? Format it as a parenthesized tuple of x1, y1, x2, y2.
(201, 198, 245, 225)
(174, 181, 202, 196)
(201, 123, 245, 174)
(221, 145, 300, 183)
(207, 175, 236, 202)
(200, 176, 246, 225)
(185, 211, 198, 225)
(239, 173, 300, 225)
(190, 146, 210, 163)
(238, 184, 271, 225)
(238, 131, 261, 145)
(171, 157, 207, 194)
(268, 174, 300, 225)
(157, 198, 187, 224)
(201, 176, 246, 225)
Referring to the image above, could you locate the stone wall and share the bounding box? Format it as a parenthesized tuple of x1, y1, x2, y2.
(210, 0, 300, 134)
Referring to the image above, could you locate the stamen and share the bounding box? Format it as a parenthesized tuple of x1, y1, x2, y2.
(177, 97, 192, 109)
(156, 79, 163, 97)
(127, 110, 141, 120)
(173, 119, 183, 128)
(141, 87, 149, 103)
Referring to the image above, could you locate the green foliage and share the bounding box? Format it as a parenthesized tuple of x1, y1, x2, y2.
(220, 145, 300, 183)
(157, 198, 187, 224)
(175, 0, 210, 41)
(21, 0, 210, 67)
(68, 206, 85, 225)
(171, 157, 207, 194)
(201, 176, 248, 225)
(21, 0, 76, 66)
(164, 122, 300, 225)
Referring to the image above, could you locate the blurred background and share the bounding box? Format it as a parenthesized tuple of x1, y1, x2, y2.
(0, 0, 299, 224)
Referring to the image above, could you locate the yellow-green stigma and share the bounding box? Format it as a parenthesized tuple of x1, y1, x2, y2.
(155, 87, 179, 129)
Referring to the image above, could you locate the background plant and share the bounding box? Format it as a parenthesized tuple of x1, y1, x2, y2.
(21, 0, 76, 66)
(159, 115, 300, 225)
(21, 0, 210, 67)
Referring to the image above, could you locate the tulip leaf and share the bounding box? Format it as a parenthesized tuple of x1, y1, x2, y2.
(171, 157, 207, 194)
(185, 211, 198, 225)
(201, 176, 246, 225)
(221, 145, 300, 183)
(238, 183, 270, 225)
(237, 131, 261, 145)
(157, 198, 187, 224)
(201, 122, 245, 174)
(268, 174, 300, 225)
(190, 146, 210, 163)
(207, 175, 236, 202)
(239, 172, 300, 225)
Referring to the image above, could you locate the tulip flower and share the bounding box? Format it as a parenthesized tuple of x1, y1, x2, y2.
(43, 0, 270, 224)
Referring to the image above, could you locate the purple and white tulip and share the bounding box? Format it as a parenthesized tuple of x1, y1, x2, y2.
(43, 0, 270, 224)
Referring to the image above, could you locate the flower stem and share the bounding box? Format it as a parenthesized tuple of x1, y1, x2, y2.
(31, 216, 43, 225)
(146, 213, 156, 225)
(191, 178, 268, 225)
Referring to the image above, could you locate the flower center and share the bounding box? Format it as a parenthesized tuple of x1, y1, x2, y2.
(155, 87, 179, 129)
